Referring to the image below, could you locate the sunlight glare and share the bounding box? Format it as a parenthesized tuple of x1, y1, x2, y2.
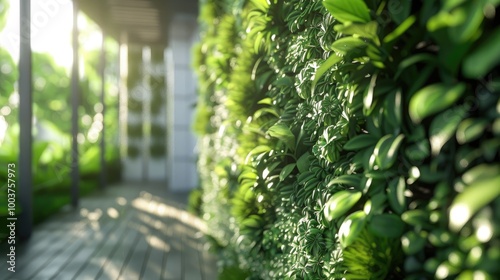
(0, 116, 7, 144)
(107, 207, 119, 219)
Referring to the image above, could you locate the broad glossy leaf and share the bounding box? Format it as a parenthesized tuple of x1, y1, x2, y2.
(268, 123, 295, 150)
(331, 37, 367, 55)
(402, 231, 427, 255)
(409, 83, 466, 123)
(368, 213, 405, 238)
(312, 53, 342, 90)
(383, 89, 403, 133)
(323, 0, 371, 24)
(401, 209, 429, 227)
(462, 164, 500, 185)
(296, 152, 311, 173)
(374, 134, 405, 170)
(324, 190, 362, 221)
(369, 192, 388, 215)
(327, 174, 362, 188)
(449, 1, 484, 43)
(456, 118, 488, 144)
(405, 140, 430, 162)
(387, 177, 406, 214)
(363, 73, 378, 115)
(343, 134, 378, 151)
(279, 163, 296, 181)
(245, 145, 272, 164)
(339, 211, 367, 248)
(334, 21, 378, 41)
(388, 0, 412, 24)
(463, 28, 500, 78)
(449, 174, 500, 231)
(429, 106, 467, 155)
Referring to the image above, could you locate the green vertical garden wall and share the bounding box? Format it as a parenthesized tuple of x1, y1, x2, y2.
(193, 0, 500, 279)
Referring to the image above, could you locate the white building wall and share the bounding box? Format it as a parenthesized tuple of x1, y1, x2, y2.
(166, 15, 199, 191)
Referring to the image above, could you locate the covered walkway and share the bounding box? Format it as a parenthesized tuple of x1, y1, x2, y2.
(0, 184, 217, 279)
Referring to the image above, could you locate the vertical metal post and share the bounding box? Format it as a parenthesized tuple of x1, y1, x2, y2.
(99, 31, 106, 189)
(19, 0, 33, 241)
(119, 33, 128, 163)
(71, 0, 79, 208)
(165, 47, 174, 189)
(142, 46, 151, 182)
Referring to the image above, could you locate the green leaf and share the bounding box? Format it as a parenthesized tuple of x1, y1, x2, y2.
(443, 0, 466, 10)
(374, 134, 405, 170)
(331, 36, 367, 55)
(394, 53, 436, 80)
(456, 118, 489, 144)
(449, 174, 500, 231)
(279, 163, 296, 181)
(33, 141, 50, 165)
(383, 89, 403, 133)
(402, 209, 430, 227)
(327, 174, 362, 188)
(368, 213, 405, 238)
(427, 9, 466, 32)
(312, 53, 342, 90)
(463, 28, 500, 78)
(409, 83, 466, 123)
(343, 134, 378, 151)
(429, 106, 468, 155)
(388, 0, 412, 24)
(462, 164, 500, 185)
(339, 211, 367, 248)
(268, 123, 296, 150)
(242, 214, 263, 229)
(245, 145, 272, 164)
(383, 15, 416, 43)
(387, 177, 406, 214)
(402, 231, 427, 255)
(324, 190, 362, 221)
(257, 97, 273, 105)
(449, 1, 484, 43)
(323, 0, 371, 24)
(334, 21, 379, 41)
(296, 152, 311, 173)
(363, 73, 378, 115)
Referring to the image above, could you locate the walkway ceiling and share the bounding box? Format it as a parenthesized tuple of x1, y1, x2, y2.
(76, 0, 198, 46)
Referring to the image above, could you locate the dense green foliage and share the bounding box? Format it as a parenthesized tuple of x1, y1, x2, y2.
(194, 0, 500, 279)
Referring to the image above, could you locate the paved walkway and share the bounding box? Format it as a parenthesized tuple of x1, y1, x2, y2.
(0, 183, 217, 280)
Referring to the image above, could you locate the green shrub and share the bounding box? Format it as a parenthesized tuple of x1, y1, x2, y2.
(194, 0, 500, 279)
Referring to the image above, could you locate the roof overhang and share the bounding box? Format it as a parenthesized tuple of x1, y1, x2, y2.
(76, 0, 198, 46)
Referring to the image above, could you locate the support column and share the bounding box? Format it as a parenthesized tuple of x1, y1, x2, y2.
(119, 33, 128, 163)
(142, 46, 151, 182)
(99, 31, 106, 189)
(71, 0, 80, 208)
(19, 0, 33, 240)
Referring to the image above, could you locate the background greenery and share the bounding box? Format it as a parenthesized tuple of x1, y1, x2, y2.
(193, 0, 500, 279)
(0, 7, 121, 242)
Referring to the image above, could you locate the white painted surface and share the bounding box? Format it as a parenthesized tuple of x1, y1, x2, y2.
(166, 15, 199, 191)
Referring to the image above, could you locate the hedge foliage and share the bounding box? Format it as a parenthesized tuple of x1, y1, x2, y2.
(193, 0, 500, 279)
